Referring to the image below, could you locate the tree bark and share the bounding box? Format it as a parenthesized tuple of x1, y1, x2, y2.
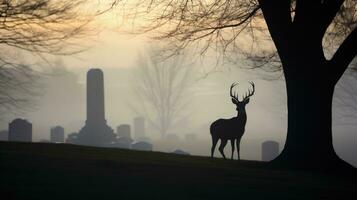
(271, 58, 353, 170)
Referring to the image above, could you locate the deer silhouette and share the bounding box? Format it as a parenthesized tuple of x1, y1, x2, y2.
(210, 82, 255, 160)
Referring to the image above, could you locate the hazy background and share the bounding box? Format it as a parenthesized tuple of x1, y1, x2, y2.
(0, 24, 356, 166)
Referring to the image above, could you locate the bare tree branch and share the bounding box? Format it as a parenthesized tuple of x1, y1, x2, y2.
(117, 0, 356, 73)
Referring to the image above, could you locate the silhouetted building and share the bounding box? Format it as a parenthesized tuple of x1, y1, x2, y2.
(66, 132, 78, 144)
(0, 130, 8, 141)
(8, 119, 32, 142)
(261, 140, 279, 161)
(132, 141, 152, 151)
(76, 69, 115, 146)
(117, 124, 131, 138)
(172, 149, 190, 155)
(133, 117, 145, 139)
(185, 133, 197, 141)
(50, 126, 65, 143)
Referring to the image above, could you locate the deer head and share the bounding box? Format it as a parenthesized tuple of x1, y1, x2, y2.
(230, 82, 255, 111)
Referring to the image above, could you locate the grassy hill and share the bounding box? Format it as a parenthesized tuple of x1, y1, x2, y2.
(0, 141, 355, 200)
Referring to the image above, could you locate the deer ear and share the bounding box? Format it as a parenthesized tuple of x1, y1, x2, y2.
(231, 98, 238, 104)
(244, 98, 250, 104)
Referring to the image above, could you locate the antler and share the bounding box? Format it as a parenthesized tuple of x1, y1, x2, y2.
(242, 81, 255, 101)
(230, 82, 239, 101)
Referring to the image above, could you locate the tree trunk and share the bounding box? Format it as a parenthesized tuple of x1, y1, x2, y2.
(270, 58, 353, 170)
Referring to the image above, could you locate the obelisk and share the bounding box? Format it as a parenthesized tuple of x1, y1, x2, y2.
(86, 69, 106, 125)
(76, 68, 115, 147)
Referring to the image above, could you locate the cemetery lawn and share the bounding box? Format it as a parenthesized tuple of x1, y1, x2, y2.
(0, 141, 355, 200)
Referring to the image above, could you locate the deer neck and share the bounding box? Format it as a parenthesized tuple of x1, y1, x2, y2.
(237, 108, 247, 123)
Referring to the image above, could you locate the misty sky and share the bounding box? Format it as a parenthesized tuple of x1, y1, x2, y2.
(0, 13, 356, 166)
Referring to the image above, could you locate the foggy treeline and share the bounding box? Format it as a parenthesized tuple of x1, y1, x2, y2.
(0, 58, 356, 165)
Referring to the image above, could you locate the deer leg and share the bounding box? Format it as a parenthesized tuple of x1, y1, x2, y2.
(219, 139, 227, 159)
(211, 137, 219, 158)
(236, 138, 241, 160)
(230, 139, 235, 160)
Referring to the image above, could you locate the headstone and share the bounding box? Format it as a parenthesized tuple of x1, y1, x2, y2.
(8, 119, 32, 142)
(261, 140, 279, 161)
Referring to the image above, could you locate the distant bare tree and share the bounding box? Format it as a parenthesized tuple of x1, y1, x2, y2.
(0, 0, 115, 116)
(133, 46, 193, 138)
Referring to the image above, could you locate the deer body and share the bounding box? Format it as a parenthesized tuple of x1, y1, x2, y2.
(211, 113, 247, 140)
(210, 82, 254, 160)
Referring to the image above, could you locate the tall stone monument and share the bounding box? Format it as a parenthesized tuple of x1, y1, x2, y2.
(76, 68, 115, 147)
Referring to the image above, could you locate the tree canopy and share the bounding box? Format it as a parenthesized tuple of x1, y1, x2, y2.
(117, 0, 356, 70)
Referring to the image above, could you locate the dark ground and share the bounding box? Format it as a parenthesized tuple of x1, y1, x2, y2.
(0, 141, 355, 200)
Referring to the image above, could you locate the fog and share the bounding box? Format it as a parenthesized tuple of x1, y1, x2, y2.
(0, 30, 356, 166)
